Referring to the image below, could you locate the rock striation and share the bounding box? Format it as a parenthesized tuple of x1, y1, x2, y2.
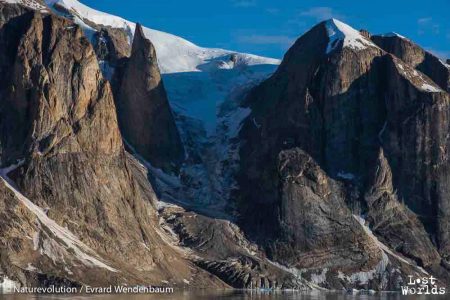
(0, 2, 223, 288)
(371, 33, 449, 92)
(237, 19, 450, 289)
(115, 24, 184, 172)
(2, 1, 450, 291)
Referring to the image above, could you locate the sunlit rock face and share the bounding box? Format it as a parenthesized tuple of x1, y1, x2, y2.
(0, 2, 225, 288)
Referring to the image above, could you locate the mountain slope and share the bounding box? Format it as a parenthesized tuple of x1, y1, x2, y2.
(371, 33, 449, 92)
(237, 18, 450, 289)
(44, 0, 280, 210)
(2, 0, 450, 292)
(115, 23, 184, 172)
(0, 2, 227, 288)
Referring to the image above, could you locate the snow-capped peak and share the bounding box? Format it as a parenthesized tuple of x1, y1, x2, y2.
(40, 0, 281, 208)
(44, 0, 279, 74)
(44, 0, 280, 133)
(325, 18, 377, 54)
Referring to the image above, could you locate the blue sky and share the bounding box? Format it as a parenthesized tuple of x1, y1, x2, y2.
(83, 0, 449, 59)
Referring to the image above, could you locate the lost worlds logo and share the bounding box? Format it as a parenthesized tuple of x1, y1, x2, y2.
(401, 275, 445, 295)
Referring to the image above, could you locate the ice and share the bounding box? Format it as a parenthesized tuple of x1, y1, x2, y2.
(310, 268, 328, 284)
(43, 0, 279, 213)
(45, 0, 280, 74)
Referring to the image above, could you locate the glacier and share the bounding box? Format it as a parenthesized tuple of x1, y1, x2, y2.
(44, 0, 280, 211)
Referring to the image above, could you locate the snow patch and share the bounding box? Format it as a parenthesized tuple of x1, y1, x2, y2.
(45, 0, 279, 74)
(0, 276, 19, 293)
(378, 121, 387, 143)
(376, 32, 408, 40)
(4, 0, 48, 12)
(32, 231, 40, 251)
(348, 252, 389, 285)
(354, 215, 428, 275)
(325, 19, 377, 54)
(394, 59, 443, 93)
(25, 264, 38, 272)
(337, 172, 355, 180)
(0, 163, 117, 273)
(420, 83, 442, 93)
(310, 268, 328, 284)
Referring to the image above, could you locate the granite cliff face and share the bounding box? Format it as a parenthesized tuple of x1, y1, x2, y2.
(0, 2, 223, 288)
(114, 24, 184, 172)
(237, 19, 450, 289)
(1, 0, 450, 292)
(371, 33, 449, 92)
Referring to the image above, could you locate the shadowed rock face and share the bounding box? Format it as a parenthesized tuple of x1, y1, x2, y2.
(371, 34, 450, 92)
(115, 24, 184, 172)
(2, 1, 450, 291)
(0, 4, 225, 288)
(237, 20, 450, 287)
(93, 27, 131, 82)
(275, 148, 382, 270)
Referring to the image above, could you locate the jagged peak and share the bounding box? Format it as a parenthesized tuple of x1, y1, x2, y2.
(134, 23, 145, 39)
(392, 57, 444, 93)
(324, 18, 379, 54)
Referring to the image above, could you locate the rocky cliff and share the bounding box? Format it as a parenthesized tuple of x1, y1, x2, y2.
(114, 24, 184, 172)
(0, 2, 222, 288)
(237, 19, 450, 289)
(371, 33, 449, 92)
(1, 0, 450, 293)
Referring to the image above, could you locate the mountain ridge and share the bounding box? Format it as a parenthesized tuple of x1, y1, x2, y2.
(0, 0, 449, 292)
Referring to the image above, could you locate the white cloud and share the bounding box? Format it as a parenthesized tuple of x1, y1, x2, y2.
(417, 17, 432, 25)
(266, 8, 280, 15)
(299, 7, 345, 22)
(417, 17, 440, 35)
(231, 0, 257, 7)
(237, 34, 295, 47)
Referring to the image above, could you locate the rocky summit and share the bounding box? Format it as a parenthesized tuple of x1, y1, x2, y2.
(0, 0, 449, 293)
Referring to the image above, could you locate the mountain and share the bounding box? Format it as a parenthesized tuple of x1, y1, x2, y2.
(0, 1, 226, 288)
(371, 33, 449, 92)
(237, 18, 450, 289)
(1, 0, 450, 293)
(44, 0, 280, 209)
(114, 23, 184, 172)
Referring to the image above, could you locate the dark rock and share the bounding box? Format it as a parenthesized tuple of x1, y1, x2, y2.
(160, 205, 311, 290)
(371, 34, 450, 91)
(359, 29, 371, 39)
(93, 27, 130, 77)
(237, 19, 450, 288)
(115, 24, 184, 172)
(364, 149, 441, 268)
(0, 4, 225, 288)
